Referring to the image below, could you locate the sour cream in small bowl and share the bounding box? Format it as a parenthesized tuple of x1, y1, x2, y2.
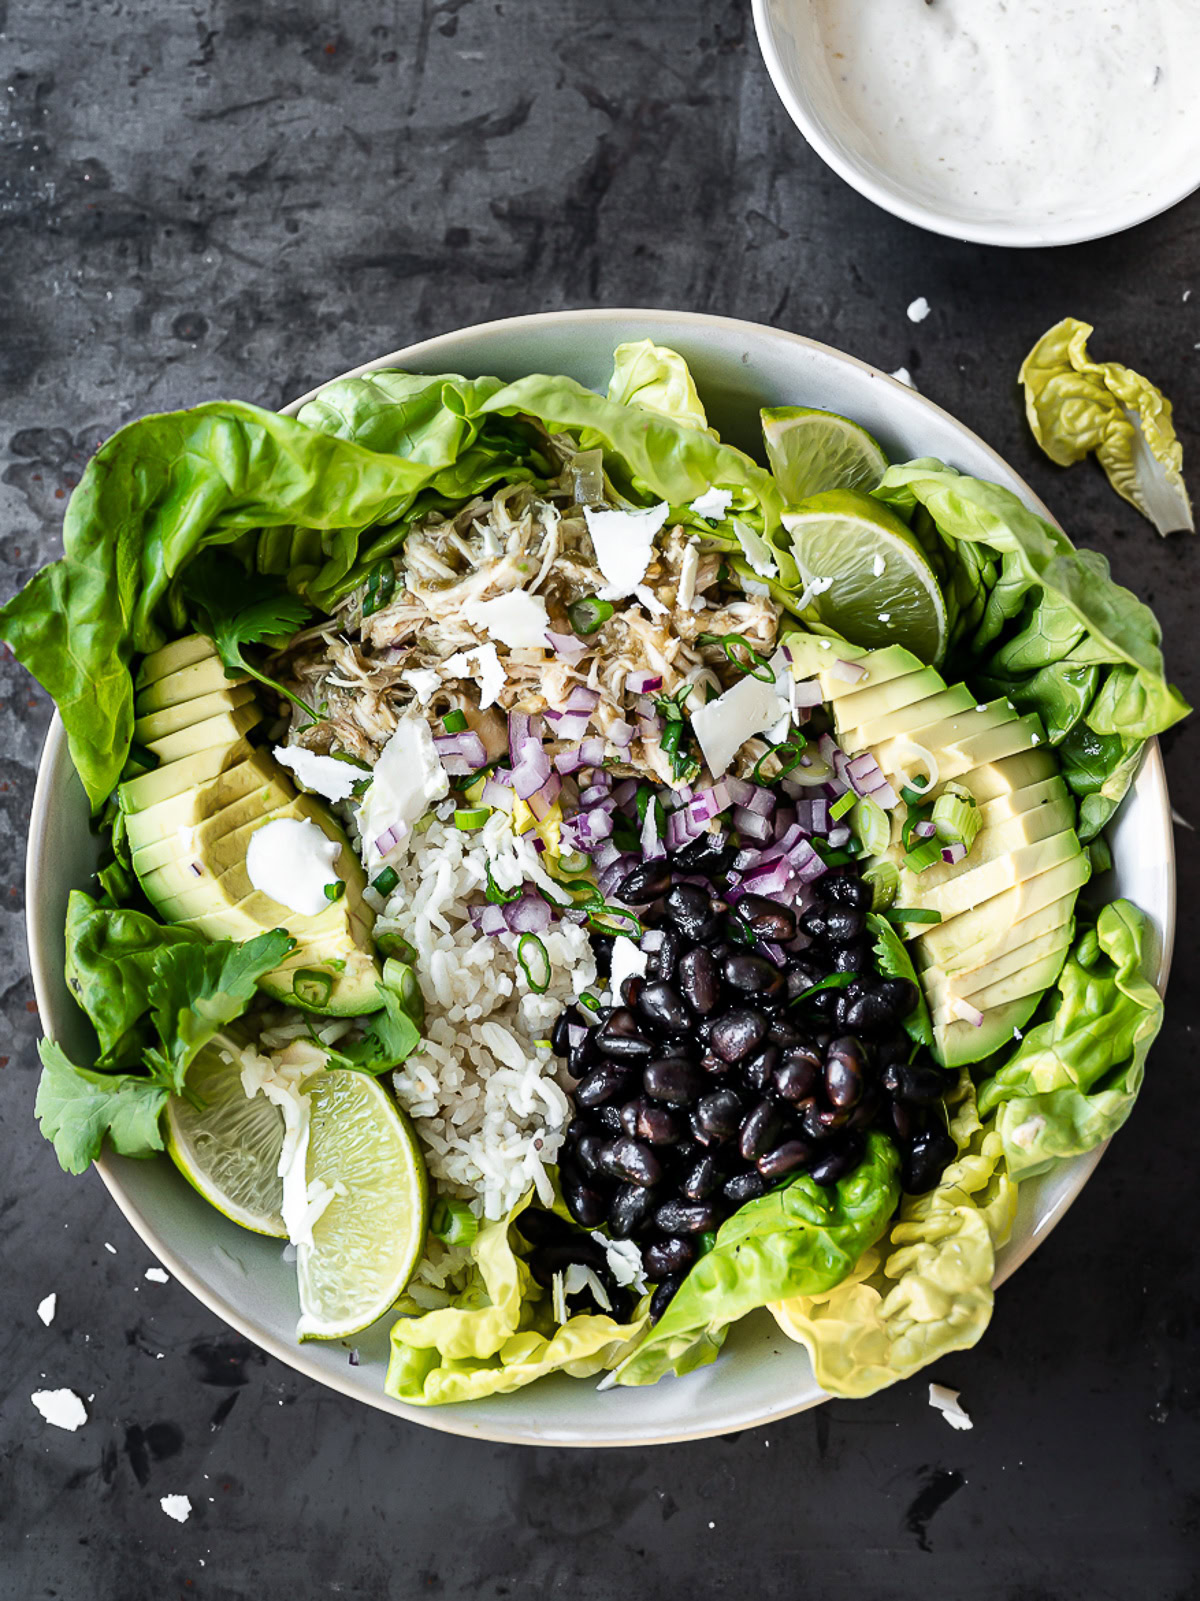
(752, 0, 1200, 247)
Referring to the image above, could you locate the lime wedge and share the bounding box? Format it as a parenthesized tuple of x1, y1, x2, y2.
(165, 1036, 287, 1238)
(780, 489, 948, 666)
(762, 406, 889, 500)
(296, 1069, 429, 1342)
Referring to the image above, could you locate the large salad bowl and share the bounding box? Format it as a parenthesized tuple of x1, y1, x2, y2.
(25, 310, 1175, 1445)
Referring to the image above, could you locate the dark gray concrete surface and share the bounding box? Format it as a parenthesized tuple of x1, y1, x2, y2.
(2, 2, 1199, 1597)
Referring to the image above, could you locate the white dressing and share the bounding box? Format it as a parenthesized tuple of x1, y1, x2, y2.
(246, 817, 342, 917)
(812, 0, 1200, 226)
(273, 745, 363, 804)
(356, 715, 449, 872)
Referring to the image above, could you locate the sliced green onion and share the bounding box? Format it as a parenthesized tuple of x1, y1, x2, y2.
(517, 933, 552, 993)
(932, 785, 981, 850)
(371, 865, 399, 896)
(292, 969, 334, 1008)
(904, 838, 943, 873)
(568, 595, 614, 635)
(454, 806, 492, 831)
(788, 970, 857, 1007)
(442, 708, 468, 734)
(863, 858, 899, 910)
(485, 862, 522, 904)
(697, 631, 776, 684)
(851, 795, 890, 855)
(362, 560, 396, 617)
(382, 957, 425, 1027)
(829, 790, 857, 822)
(900, 777, 930, 806)
(885, 906, 943, 925)
(430, 1196, 478, 1248)
(695, 1230, 717, 1259)
(323, 880, 345, 902)
(752, 740, 806, 784)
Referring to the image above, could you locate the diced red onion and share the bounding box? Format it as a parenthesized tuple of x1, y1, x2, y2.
(830, 659, 866, 684)
(640, 928, 665, 953)
(598, 857, 636, 897)
(742, 858, 792, 897)
(675, 783, 694, 805)
(688, 782, 729, 825)
(666, 808, 703, 851)
(580, 783, 611, 806)
(637, 715, 663, 740)
(913, 819, 937, 839)
(762, 941, 788, 966)
(733, 805, 773, 843)
(482, 776, 515, 808)
(941, 841, 968, 866)
(434, 731, 488, 775)
(743, 785, 776, 818)
(607, 718, 635, 748)
(592, 839, 622, 871)
(579, 737, 606, 767)
(612, 778, 640, 809)
(508, 712, 532, 765)
(528, 776, 563, 820)
(567, 1023, 588, 1049)
(545, 708, 592, 743)
(733, 847, 761, 872)
(724, 775, 756, 808)
(792, 677, 824, 708)
(640, 802, 666, 861)
(471, 903, 509, 936)
(872, 781, 900, 810)
(545, 630, 587, 661)
(553, 746, 586, 775)
(788, 837, 828, 882)
(373, 823, 404, 856)
(511, 734, 552, 800)
(772, 806, 796, 842)
(625, 670, 663, 695)
(504, 894, 552, 934)
(566, 685, 600, 714)
(950, 997, 984, 1028)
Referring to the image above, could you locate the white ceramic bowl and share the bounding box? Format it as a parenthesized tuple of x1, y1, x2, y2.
(26, 310, 1175, 1445)
(751, 0, 1200, 247)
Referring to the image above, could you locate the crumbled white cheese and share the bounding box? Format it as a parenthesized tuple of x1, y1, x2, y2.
(103, 1243, 116, 1254)
(928, 1383, 973, 1430)
(564, 1261, 612, 1311)
(609, 935, 648, 1002)
(584, 502, 670, 598)
(239, 1037, 330, 1248)
(634, 583, 668, 618)
(442, 642, 506, 709)
(1030, 732, 1041, 744)
(890, 367, 916, 389)
(551, 1270, 568, 1326)
(462, 590, 550, 649)
(740, 577, 771, 598)
(31, 1389, 87, 1431)
(732, 518, 778, 579)
(691, 649, 790, 776)
(1012, 1026, 1024, 1040)
(401, 667, 442, 705)
(144, 1267, 170, 1284)
(603, 1237, 648, 1293)
(273, 745, 363, 805)
(690, 487, 733, 521)
(678, 540, 701, 611)
(36, 1293, 56, 1326)
(907, 296, 932, 323)
(159, 1495, 192, 1524)
(246, 817, 343, 918)
(1011, 1114, 1047, 1151)
(878, 612, 891, 623)
(872, 553, 886, 577)
(356, 715, 449, 873)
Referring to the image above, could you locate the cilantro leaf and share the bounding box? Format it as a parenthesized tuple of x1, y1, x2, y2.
(183, 554, 317, 719)
(35, 1039, 169, 1174)
(867, 912, 934, 1048)
(325, 959, 423, 1074)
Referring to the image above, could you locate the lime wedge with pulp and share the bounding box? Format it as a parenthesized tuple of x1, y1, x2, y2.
(780, 488, 947, 666)
(296, 1068, 429, 1341)
(165, 1035, 287, 1237)
(762, 406, 889, 500)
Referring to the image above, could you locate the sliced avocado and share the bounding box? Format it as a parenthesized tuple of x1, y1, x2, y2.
(840, 683, 976, 756)
(130, 770, 298, 876)
(831, 665, 943, 733)
(136, 632, 217, 688)
(915, 851, 1090, 972)
(144, 702, 262, 765)
(898, 787, 1076, 895)
(125, 750, 288, 858)
(175, 902, 381, 1014)
(916, 893, 1076, 981)
(133, 683, 258, 745)
(935, 993, 1047, 1069)
(869, 698, 1017, 780)
(901, 829, 1082, 922)
(974, 775, 1069, 830)
(783, 636, 923, 702)
(954, 747, 1060, 804)
(119, 738, 257, 813)
(926, 921, 1073, 1013)
(136, 654, 248, 713)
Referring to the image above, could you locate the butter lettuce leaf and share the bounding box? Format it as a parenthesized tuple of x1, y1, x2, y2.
(769, 1074, 1017, 1398)
(612, 1131, 900, 1388)
(386, 1191, 646, 1405)
(1020, 317, 1193, 536)
(873, 460, 1190, 836)
(977, 899, 1163, 1181)
(605, 339, 714, 434)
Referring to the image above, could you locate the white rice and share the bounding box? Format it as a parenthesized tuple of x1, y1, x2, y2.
(374, 812, 597, 1220)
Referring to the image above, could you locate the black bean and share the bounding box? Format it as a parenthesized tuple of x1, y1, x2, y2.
(527, 1236, 607, 1285)
(832, 940, 868, 974)
(825, 1037, 865, 1108)
(617, 861, 673, 904)
(654, 1198, 719, 1234)
(723, 1171, 766, 1206)
(591, 935, 615, 978)
(695, 1087, 744, 1140)
(644, 1058, 705, 1105)
(575, 1062, 634, 1109)
(566, 1034, 599, 1079)
(636, 980, 693, 1036)
(551, 1007, 582, 1057)
(608, 1182, 660, 1238)
(734, 893, 798, 942)
(563, 1171, 608, 1228)
(799, 909, 828, 940)
(601, 1136, 663, 1188)
(681, 1153, 723, 1201)
(646, 927, 681, 982)
(699, 1049, 729, 1077)
(786, 962, 827, 1001)
(774, 1047, 822, 1102)
(903, 1126, 958, 1193)
(895, 1061, 953, 1106)
(757, 1138, 814, 1180)
(807, 987, 840, 1019)
(841, 985, 901, 1034)
(884, 1098, 926, 1145)
(649, 1273, 684, 1323)
(664, 882, 720, 940)
(739, 1099, 784, 1162)
(516, 1207, 575, 1247)
(595, 1008, 655, 1061)
(596, 1104, 625, 1136)
(809, 1135, 864, 1187)
(823, 874, 873, 910)
(576, 1132, 609, 1176)
(710, 1008, 769, 1063)
(644, 1235, 698, 1278)
(621, 1096, 685, 1146)
(822, 905, 866, 944)
(767, 1016, 807, 1049)
(673, 825, 734, 871)
(722, 953, 786, 1001)
(742, 1044, 780, 1094)
(677, 947, 720, 1015)
(877, 977, 919, 1020)
(798, 1097, 846, 1141)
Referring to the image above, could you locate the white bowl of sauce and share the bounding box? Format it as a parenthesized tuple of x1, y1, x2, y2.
(752, 0, 1200, 246)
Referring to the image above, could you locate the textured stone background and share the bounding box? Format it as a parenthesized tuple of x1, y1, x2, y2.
(2, 2, 1199, 1597)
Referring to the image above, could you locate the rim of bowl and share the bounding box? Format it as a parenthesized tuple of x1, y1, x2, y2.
(750, 0, 1200, 249)
(24, 307, 1177, 1444)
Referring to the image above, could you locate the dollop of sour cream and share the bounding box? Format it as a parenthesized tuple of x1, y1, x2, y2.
(811, 0, 1200, 226)
(246, 817, 343, 917)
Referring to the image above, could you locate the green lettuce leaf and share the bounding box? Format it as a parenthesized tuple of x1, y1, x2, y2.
(612, 1131, 900, 1388)
(1020, 317, 1193, 536)
(386, 1190, 646, 1404)
(605, 340, 714, 433)
(976, 899, 1163, 1181)
(873, 460, 1190, 837)
(770, 1073, 1016, 1397)
(868, 912, 933, 1047)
